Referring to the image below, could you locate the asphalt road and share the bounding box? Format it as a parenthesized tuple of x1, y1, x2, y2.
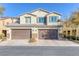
(0, 46, 79, 56)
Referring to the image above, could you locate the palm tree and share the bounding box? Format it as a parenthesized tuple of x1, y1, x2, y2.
(0, 6, 5, 17)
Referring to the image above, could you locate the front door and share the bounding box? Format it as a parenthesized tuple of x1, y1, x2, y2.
(2, 30, 7, 37)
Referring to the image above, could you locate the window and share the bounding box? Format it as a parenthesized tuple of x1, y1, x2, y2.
(38, 17, 46, 23)
(16, 18, 20, 24)
(25, 17, 31, 23)
(49, 16, 58, 22)
(68, 31, 70, 36)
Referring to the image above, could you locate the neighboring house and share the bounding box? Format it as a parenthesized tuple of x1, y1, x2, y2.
(62, 18, 79, 38)
(6, 9, 62, 40)
(61, 11, 79, 38)
(0, 17, 17, 37)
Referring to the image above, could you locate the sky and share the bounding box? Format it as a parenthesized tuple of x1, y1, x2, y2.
(0, 3, 79, 20)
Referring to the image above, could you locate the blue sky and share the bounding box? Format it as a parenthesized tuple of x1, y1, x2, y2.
(0, 3, 79, 20)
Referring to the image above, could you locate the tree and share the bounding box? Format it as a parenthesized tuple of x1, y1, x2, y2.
(0, 6, 5, 17)
(70, 10, 79, 24)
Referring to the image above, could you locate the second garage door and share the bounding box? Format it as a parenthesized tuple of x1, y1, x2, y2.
(11, 29, 31, 39)
(38, 29, 58, 39)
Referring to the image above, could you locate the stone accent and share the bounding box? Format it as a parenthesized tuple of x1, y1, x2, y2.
(29, 33, 37, 42)
(29, 28, 38, 42)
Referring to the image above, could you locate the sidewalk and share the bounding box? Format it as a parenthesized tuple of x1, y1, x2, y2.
(0, 39, 79, 46)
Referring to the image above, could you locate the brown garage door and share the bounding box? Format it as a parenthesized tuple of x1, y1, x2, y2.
(11, 29, 31, 39)
(38, 29, 58, 39)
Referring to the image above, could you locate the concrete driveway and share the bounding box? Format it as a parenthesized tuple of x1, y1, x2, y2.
(0, 39, 79, 46)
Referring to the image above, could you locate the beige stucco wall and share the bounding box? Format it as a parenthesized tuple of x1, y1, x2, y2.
(7, 28, 11, 40)
(31, 10, 48, 17)
(0, 18, 16, 26)
(31, 10, 49, 25)
(75, 27, 79, 37)
(47, 13, 61, 26)
(20, 10, 61, 26)
(76, 29, 79, 37)
(0, 18, 16, 33)
(20, 14, 37, 24)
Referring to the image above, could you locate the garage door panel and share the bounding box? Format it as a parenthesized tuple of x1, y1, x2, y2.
(38, 29, 58, 39)
(48, 29, 58, 39)
(11, 29, 31, 39)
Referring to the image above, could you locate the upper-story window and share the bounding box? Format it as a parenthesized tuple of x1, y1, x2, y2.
(16, 18, 20, 24)
(49, 16, 58, 22)
(25, 17, 31, 23)
(37, 17, 46, 23)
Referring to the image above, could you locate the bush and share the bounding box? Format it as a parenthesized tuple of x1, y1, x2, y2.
(29, 38, 37, 43)
(66, 36, 69, 39)
(0, 33, 6, 41)
(65, 36, 76, 40)
(63, 35, 79, 41)
(76, 37, 79, 40)
(70, 36, 76, 40)
(62, 34, 66, 38)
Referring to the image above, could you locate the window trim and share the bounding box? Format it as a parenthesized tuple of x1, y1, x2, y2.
(37, 17, 46, 23)
(49, 16, 58, 22)
(25, 17, 31, 23)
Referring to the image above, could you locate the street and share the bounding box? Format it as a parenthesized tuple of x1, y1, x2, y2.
(0, 46, 79, 56)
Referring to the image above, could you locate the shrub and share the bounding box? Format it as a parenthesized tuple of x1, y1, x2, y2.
(76, 37, 79, 40)
(66, 36, 70, 39)
(64, 35, 79, 41)
(69, 36, 76, 40)
(64, 36, 76, 40)
(0, 33, 6, 41)
(62, 34, 66, 38)
(29, 38, 37, 43)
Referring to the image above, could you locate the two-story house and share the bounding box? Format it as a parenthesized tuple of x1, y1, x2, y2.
(6, 9, 62, 40)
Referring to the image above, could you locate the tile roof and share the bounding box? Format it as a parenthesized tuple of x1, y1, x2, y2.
(0, 17, 18, 20)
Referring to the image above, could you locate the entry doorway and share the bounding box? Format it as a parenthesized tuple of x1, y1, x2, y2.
(2, 30, 7, 37)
